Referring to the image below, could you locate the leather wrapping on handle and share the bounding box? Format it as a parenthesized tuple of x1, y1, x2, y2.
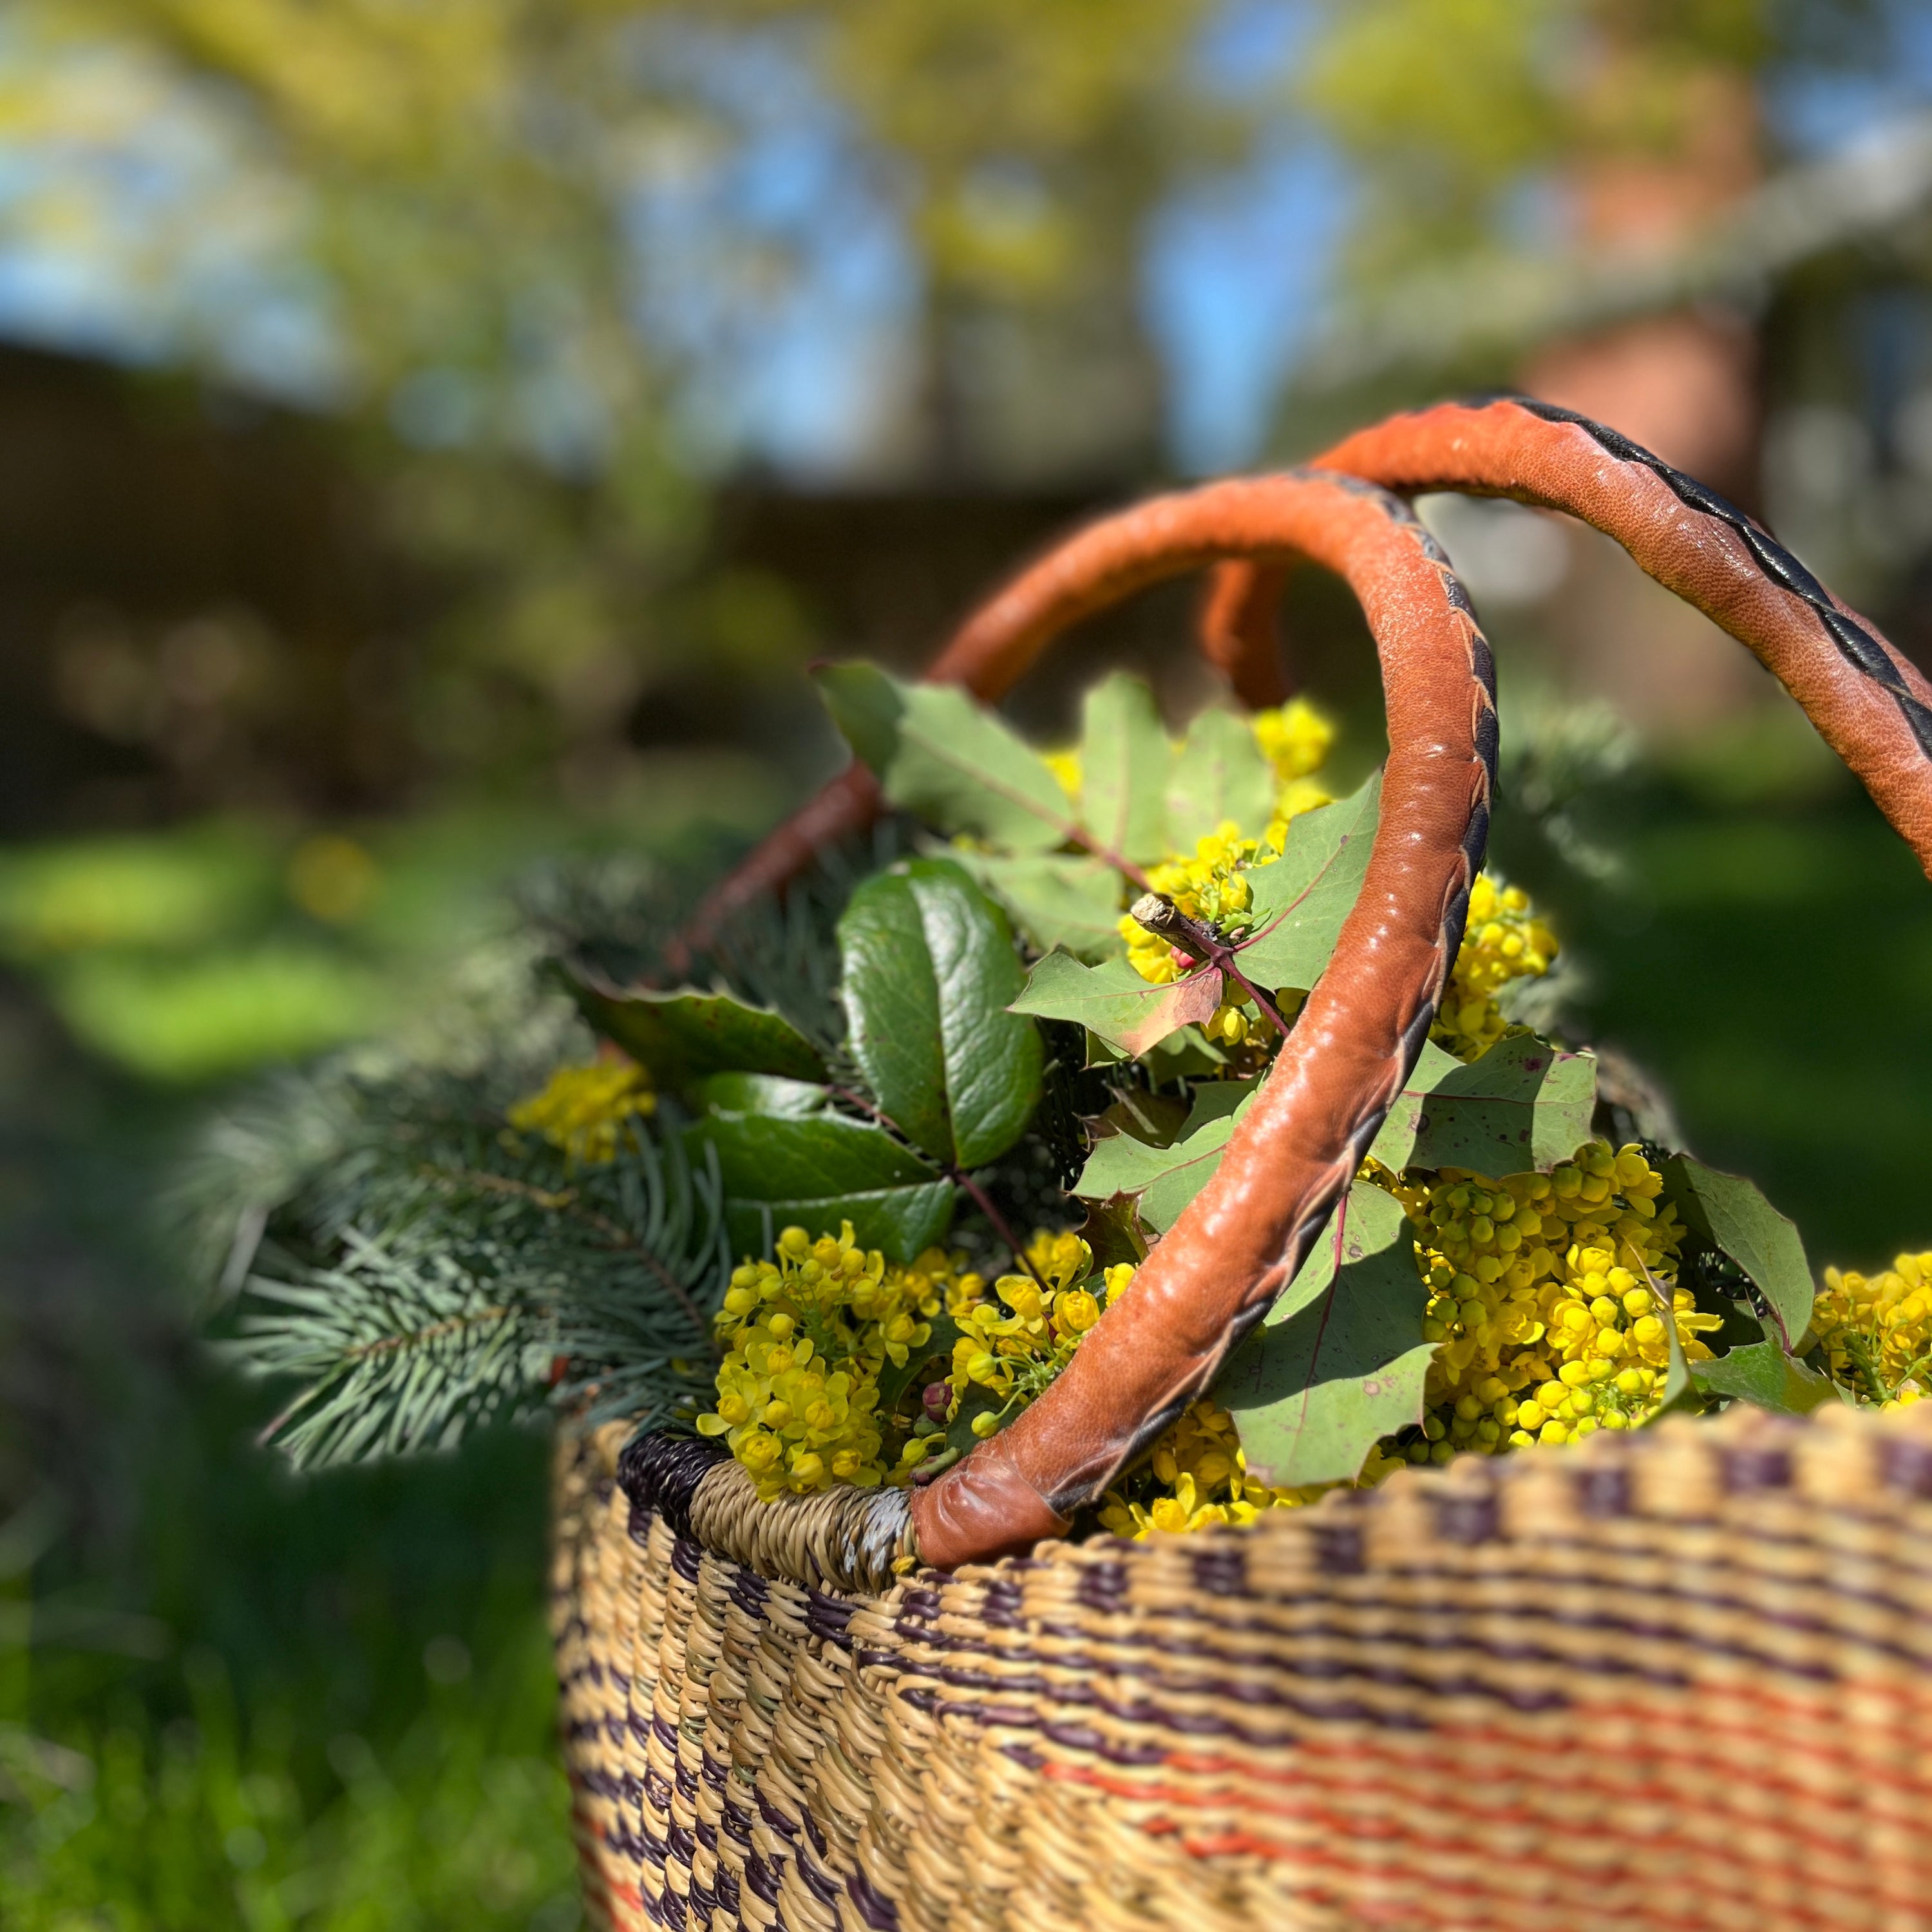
(909, 471, 1496, 1567)
(1207, 396, 1932, 879)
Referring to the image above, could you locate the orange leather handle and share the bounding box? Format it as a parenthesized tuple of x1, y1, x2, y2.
(1208, 397, 1932, 877)
(907, 471, 1493, 1566)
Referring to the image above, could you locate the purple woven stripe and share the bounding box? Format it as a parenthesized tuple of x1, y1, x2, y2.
(807, 1591, 855, 1647)
(796, 1853, 843, 1905)
(1190, 1547, 1249, 1596)
(893, 1624, 1634, 1706)
(848, 1869, 901, 1931)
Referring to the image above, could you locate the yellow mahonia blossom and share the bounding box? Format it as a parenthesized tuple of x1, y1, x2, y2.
(1119, 820, 1271, 990)
(1253, 697, 1334, 784)
(1095, 1397, 1397, 1538)
(1381, 1141, 1718, 1461)
(1812, 1251, 1932, 1408)
(696, 1222, 981, 1499)
(506, 1057, 654, 1164)
(1045, 749, 1083, 804)
(947, 1230, 1133, 1437)
(1252, 697, 1336, 848)
(1432, 873, 1558, 1062)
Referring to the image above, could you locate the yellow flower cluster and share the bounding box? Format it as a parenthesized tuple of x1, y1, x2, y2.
(1095, 1397, 1396, 1539)
(949, 1231, 1135, 1439)
(1432, 874, 1558, 1062)
(1812, 1251, 1932, 1407)
(1383, 1141, 1718, 1459)
(507, 1057, 655, 1163)
(696, 1224, 980, 1499)
(1252, 697, 1336, 847)
(1119, 820, 1271, 995)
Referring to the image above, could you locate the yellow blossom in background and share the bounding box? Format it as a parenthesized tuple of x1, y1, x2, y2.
(1044, 749, 1082, 804)
(1812, 1251, 1932, 1406)
(1252, 697, 1334, 784)
(1252, 697, 1336, 848)
(1432, 873, 1558, 1061)
(1381, 1140, 1717, 1461)
(507, 1057, 654, 1163)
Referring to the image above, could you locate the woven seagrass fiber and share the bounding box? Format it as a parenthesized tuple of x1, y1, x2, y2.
(552, 1401, 1932, 1932)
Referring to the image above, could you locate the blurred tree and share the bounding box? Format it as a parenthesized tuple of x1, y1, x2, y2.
(1294, 0, 1882, 287)
(0, 0, 1276, 810)
(786, 0, 1234, 478)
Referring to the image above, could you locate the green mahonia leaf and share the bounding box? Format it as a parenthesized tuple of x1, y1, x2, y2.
(564, 969, 826, 1086)
(692, 1072, 827, 1117)
(1077, 672, 1170, 865)
(1694, 1338, 1838, 1415)
(950, 851, 1126, 961)
(1074, 1080, 1256, 1233)
(1367, 1035, 1598, 1174)
(1660, 1155, 1814, 1348)
(815, 663, 1072, 852)
(1009, 949, 1222, 1057)
(1228, 774, 1379, 992)
(837, 858, 1043, 1170)
(689, 1112, 952, 1263)
(1217, 1179, 1433, 1488)
(1165, 707, 1275, 850)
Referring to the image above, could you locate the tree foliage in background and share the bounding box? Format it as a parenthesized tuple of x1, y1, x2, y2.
(1293, 0, 1883, 285)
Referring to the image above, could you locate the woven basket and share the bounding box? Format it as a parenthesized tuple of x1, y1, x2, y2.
(551, 1400, 1932, 1932)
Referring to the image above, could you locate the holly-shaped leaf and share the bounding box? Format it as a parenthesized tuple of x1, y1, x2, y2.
(1693, 1339, 1837, 1415)
(1660, 1155, 1815, 1348)
(1367, 1035, 1598, 1175)
(1074, 1080, 1257, 1233)
(1009, 949, 1222, 1057)
(690, 1110, 952, 1264)
(837, 858, 1043, 1170)
(563, 967, 826, 1087)
(815, 663, 1073, 852)
(1228, 775, 1379, 992)
(950, 851, 1126, 961)
(1216, 1179, 1433, 1489)
(1166, 707, 1274, 850)
(1077, 673, 1170, 864)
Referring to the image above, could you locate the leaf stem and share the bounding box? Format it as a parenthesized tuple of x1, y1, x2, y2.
(1129, 893, 1296, 1041)
(826, 1084, 1044, 1287)
(949, 1165, 1046, 1290)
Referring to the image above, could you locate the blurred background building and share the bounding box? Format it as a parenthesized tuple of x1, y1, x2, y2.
(4, 5, 1932, 1925)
